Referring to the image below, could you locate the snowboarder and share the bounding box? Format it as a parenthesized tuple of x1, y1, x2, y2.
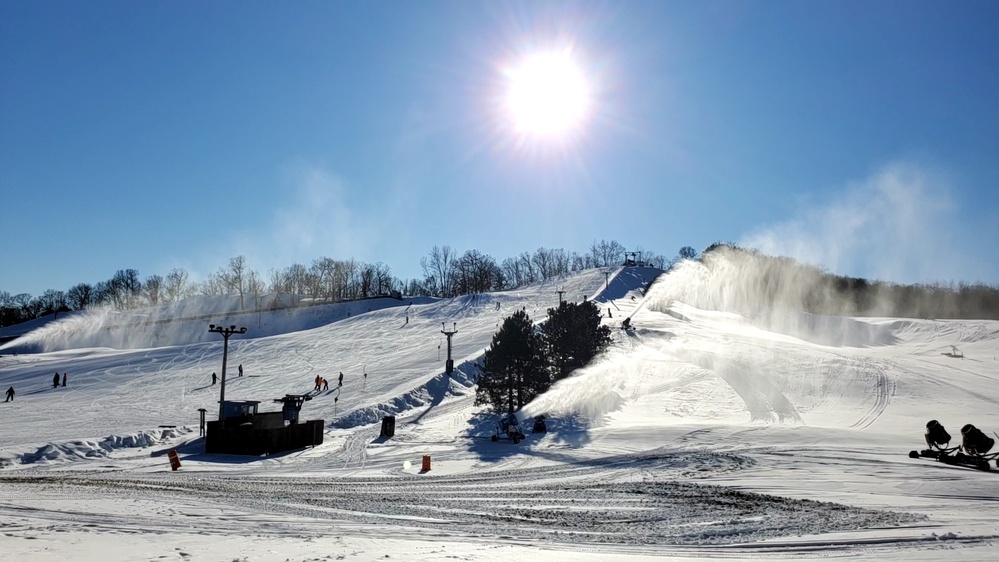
(238, 364, 243, 377)
(338, 372, 344, 387)
(62, 373, 67, 387)
(607, 309, 612, 318)
(212, 372, 218, 385)
(53, 372, 60, 389)
(4, 386, 13, 402)
(322, 377, 329, 391)
(405, 313, 409, 325)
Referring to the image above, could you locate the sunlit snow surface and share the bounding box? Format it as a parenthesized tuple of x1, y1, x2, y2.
(1, 266, 998, 561)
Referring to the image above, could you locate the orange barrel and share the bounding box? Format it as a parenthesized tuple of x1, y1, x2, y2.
(167, 449, 181, 471)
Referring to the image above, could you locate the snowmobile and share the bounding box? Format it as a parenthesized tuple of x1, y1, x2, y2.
(491, 413, 525, 444)
(909, 420, 999, 471)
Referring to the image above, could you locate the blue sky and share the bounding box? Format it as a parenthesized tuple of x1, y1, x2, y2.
(2, 0, 997, 297)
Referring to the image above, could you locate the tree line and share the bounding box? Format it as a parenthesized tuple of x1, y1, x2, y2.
(1, 239, 679, 327)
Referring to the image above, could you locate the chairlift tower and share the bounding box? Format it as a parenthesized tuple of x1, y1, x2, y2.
(556, 287, 566, 305)
(441, 322, 458, 375)
(208, 323, 247, 424)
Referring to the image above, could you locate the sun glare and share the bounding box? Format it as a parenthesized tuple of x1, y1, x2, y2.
(505, 51, 591, 138)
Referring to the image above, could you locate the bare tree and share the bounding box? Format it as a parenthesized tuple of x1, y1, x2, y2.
(588, 239, 625, 267)
(421, 245, 456, 297)
(501, 257, 524, 288)
(246, 269, 266, 310)
(678, 246, 698, 260)
(164, 268, 191, 303)
(199, 273, 226, 296)
(38, 289, 68, 316)
(225, 255, 248, 309)
(373, 262, 393, 294)
(143, 274, 163, 306)
(66, 283, 94, 310)
(517, 252, 536, 284)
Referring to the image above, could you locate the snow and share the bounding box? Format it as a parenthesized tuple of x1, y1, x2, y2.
(2, 266, 998, 561)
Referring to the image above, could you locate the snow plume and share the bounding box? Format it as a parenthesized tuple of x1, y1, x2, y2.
(740, 162, 960, 285)
(0, 296, 255, 352)
(648, 249, 896, 347)
(522, 355, 630, 424)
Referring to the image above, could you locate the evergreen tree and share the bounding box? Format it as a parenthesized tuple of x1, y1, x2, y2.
(541, 300, 612, 381)
(476, 309, 548, 413)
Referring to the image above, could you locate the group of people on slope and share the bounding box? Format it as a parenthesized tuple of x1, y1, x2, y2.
(5, 372, 69, 403)
(313, 371, 345, 392)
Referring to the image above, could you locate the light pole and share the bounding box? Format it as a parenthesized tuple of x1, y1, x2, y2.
(441, 322, 457, 375)
(208, 323, 247, 423)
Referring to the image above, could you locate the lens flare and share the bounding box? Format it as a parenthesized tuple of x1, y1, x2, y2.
(505, 50, 591, 138)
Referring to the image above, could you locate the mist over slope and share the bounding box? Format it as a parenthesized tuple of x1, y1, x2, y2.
(648, 245, 998, 344)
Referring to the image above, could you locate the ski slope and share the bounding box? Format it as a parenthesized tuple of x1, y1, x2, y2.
(1, 266, 998, 561)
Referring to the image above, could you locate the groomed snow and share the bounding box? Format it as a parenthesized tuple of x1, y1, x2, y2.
(1, 266, 998, 561)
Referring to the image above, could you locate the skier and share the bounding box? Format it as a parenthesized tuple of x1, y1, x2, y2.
(338, 371, 344, 387)
(238, 364, 243, 377)
(212, 372, 218, 385)
(322, 377, 329, 391)
(53, 372, 60, 389)
(314, 375, 322, 391)
(4, 386, 13, 402)
(62, 373, 67, 387)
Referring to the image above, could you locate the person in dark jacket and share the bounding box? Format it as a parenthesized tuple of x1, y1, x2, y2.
(62, 373, 67, 387)
(212, 372, 218, 385)
(53, 372, 60, 388)
(4, 386, 13, 402)
(338, 372, 344, 387)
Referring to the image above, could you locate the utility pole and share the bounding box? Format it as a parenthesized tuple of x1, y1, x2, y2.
(441, 322, 458, 375)
(208, 323, 247, 424)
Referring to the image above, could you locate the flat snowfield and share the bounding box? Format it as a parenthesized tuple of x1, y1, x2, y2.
(1, 267, 998, 561)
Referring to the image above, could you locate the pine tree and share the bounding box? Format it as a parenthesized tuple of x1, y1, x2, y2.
(476, 309, 548, 413)
(541, 300, 612, 381)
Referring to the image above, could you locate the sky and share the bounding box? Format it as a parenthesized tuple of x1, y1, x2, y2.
(2, 0, 998, 297)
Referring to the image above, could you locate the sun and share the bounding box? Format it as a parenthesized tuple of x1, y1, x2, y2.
(505, 50, 591, 138)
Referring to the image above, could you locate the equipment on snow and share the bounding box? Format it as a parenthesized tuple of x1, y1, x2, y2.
(961, 424, 995, 456)
(909, 420, 999, 471)
(491, 413, 525, 444)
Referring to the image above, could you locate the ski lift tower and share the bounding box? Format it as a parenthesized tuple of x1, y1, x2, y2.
(441, 322, 458, 375)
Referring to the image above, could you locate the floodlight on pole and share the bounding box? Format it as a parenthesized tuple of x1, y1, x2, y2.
(208, 323, 247, 423)
(441, 322, 458, 376)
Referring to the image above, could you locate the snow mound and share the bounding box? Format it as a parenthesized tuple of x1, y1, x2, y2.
(1, 427, 193, 467)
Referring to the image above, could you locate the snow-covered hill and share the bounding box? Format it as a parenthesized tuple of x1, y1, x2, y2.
(1, 265, 998, 561)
